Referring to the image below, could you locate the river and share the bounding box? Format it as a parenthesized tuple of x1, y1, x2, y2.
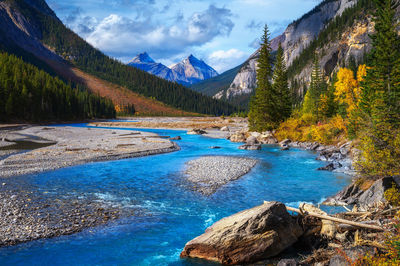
(0, 123, 351, 265)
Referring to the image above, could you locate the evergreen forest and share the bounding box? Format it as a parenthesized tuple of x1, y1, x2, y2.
(0, 52, 115, 121)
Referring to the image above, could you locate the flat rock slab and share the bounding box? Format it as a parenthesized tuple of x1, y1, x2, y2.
(184, 156, 257, 195)
(180, 201, 303, 265)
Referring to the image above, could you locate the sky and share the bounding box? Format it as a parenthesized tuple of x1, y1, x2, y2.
(47, 0, 321, 73)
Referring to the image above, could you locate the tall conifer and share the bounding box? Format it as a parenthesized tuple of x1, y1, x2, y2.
(302, 54, 325, 120)
(248, 25, 277, 131)
(357, 0, 400, 178)
(272, 43, 292, 121)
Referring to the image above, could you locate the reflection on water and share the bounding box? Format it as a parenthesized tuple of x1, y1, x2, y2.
(0, 123, 351, 266)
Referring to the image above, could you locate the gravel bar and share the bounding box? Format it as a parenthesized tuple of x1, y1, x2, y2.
(185, 156, 257, 195)
(0, 126, 179, 178)
(0, 186, 135, 247)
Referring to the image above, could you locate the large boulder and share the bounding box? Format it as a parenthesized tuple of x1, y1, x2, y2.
(246, 136, 259, 145)
(230, 132, 246, 143)
(357, 176, 400, 210)
(180, 201, 303, 265)
(280, 145, 290, 151)
(323, 182, 363, 206)
(239, 144, 262, 150)
(317, 162, 342, 171)
(323, 176, 400, 210)
(188, 129, 207, 135)
(250, 132, 262, 138)
(279, 139, 291, 146)
(258, 131, 278, 144)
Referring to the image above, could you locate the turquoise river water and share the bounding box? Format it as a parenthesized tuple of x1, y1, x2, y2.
(0, 123, 351, 265)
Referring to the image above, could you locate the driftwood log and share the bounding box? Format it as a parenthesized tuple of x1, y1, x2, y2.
(286, 206, 384, 231)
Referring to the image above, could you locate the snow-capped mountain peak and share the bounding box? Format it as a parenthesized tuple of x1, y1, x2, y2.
(128, 53, 218, 85)
(129, 52, 155, 64)
(170, 54, 218, 84)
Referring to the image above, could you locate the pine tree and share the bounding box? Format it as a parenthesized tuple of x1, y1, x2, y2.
(302, 54, 325, 120)
(357, 0, 400, 178)
(272, 43, 292, 122)
(248, 25, 277, 132)
(360, 0, 400, 121)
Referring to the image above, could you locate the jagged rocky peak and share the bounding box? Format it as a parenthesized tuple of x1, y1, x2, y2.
(127, 52, 219, 85)
(170, 54, 219, 83)
(127, 52, 176, 81)
(130, 52, 156, 64)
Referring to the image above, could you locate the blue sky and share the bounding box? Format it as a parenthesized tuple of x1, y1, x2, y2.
(47, 0, 321, 73)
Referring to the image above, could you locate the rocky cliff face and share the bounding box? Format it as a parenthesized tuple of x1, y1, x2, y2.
(295, 17, 374, 97)
(214, 50, 259, 100)
(215, 0, 359, 101)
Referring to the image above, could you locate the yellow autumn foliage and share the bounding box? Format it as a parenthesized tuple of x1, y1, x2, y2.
(334, 65, 365, 115)
(356, 128, 400, 178)
(275, 114, 347, 145)
(318, 93, 330, 117)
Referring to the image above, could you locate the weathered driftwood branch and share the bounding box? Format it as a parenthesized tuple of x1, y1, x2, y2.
(286, 206, 384, 231)
(380, 206, 400, 215)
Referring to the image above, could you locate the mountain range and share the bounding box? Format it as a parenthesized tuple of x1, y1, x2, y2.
(0, 0, 238, 118)
(128, 53, 218, 85)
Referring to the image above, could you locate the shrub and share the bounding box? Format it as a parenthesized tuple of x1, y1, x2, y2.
(275, 114, 347, 144)
(385, 183, 400, 207)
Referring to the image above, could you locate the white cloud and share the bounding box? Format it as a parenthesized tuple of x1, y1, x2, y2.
(70, 5, 234, 61)
(208, 49, 248, 73)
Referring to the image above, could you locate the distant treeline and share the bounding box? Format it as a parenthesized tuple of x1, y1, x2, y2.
(0, 52, 115, 121)
(8, 0, 240, 116)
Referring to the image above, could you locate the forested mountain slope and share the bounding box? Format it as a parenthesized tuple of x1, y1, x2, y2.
(0, 52, 115, 121)
(190, 64, 243, 97)
(211, 0, 381, 107)
(0, 0, 239, 116)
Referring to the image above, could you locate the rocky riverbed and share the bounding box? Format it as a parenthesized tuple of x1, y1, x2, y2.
(0, 184, 134, 247)
(184, 156, 257, 195)
(0, 125, 179, 178)
(228, 129, 357, 176)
